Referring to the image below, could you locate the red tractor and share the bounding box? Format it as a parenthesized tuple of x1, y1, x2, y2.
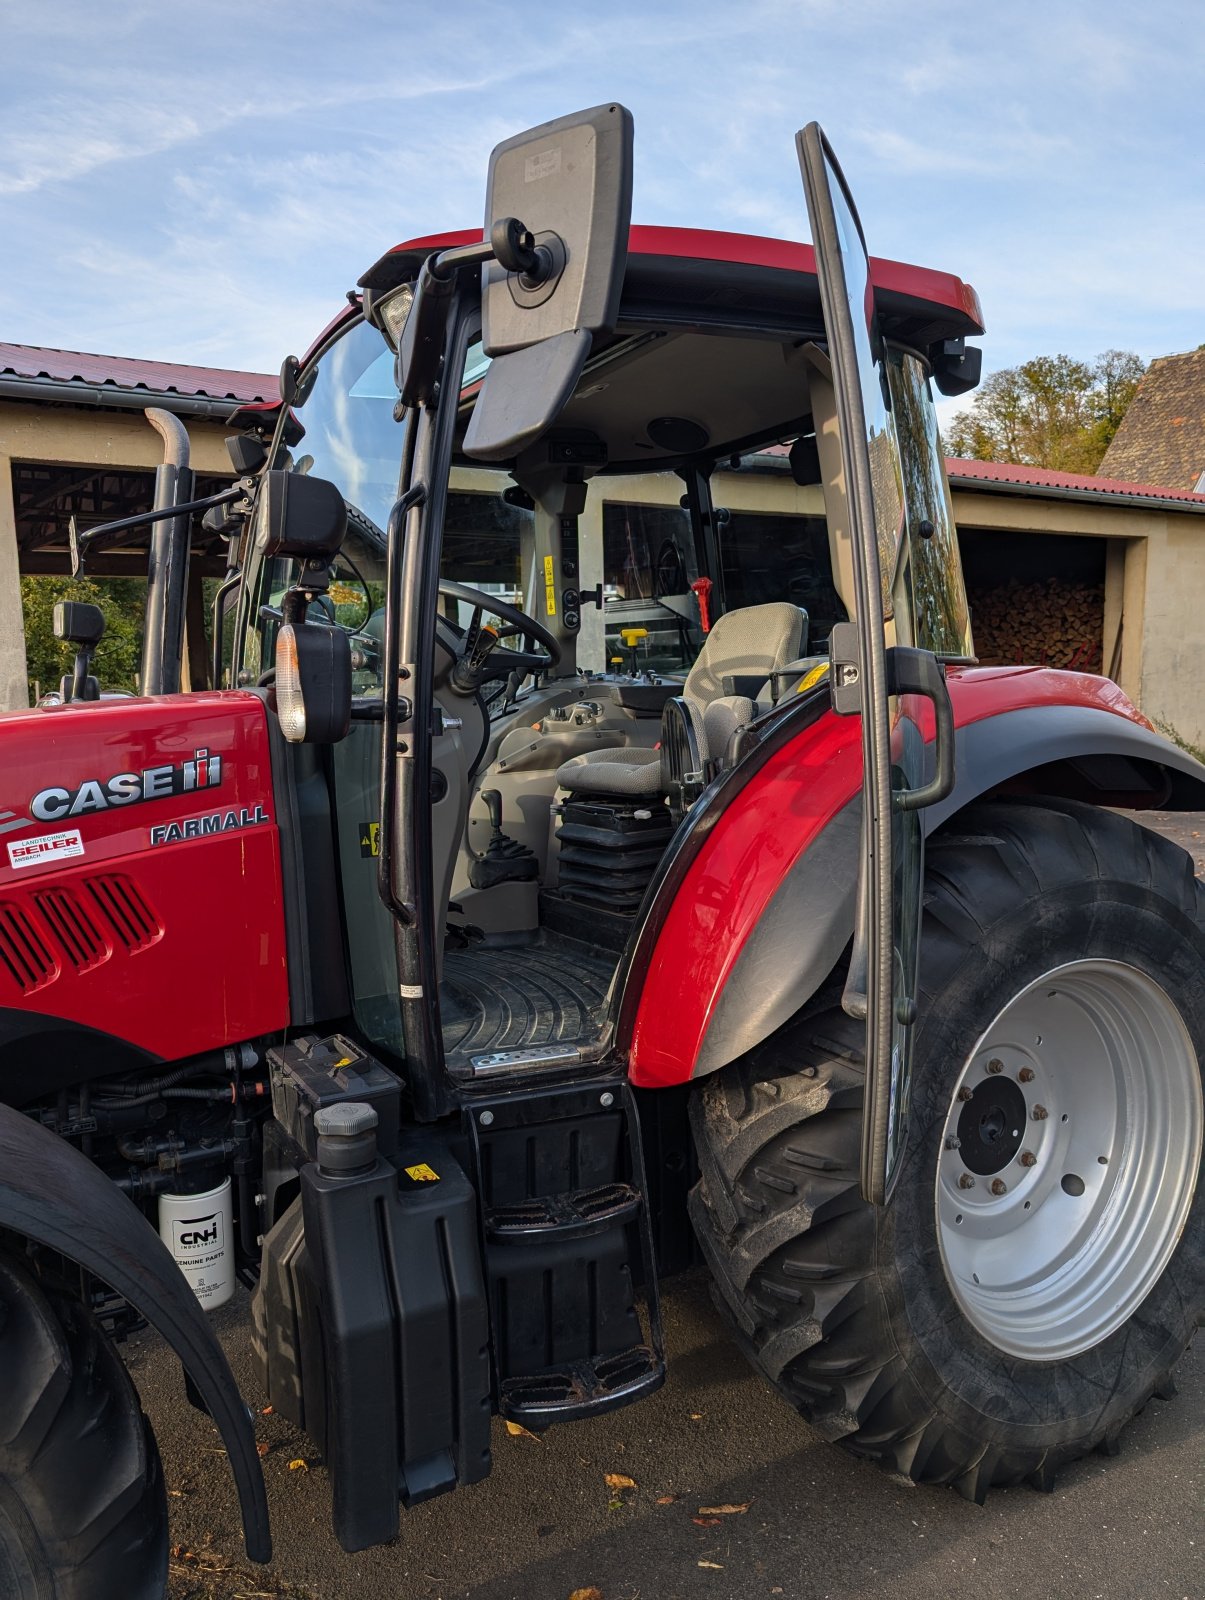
(1, 108, 1202, 1596)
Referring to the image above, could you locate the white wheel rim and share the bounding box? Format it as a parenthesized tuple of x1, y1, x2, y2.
(935, 959, 1202, 1359)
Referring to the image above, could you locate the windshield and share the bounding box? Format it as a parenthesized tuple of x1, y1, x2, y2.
(287, 316, 399, 538)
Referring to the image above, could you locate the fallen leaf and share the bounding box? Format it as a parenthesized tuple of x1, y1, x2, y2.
(287, 1458, 309, 1472)
(656, 1494, 677, 1505)
(698, 1501, 752, 1516)
(689, 1412, 704, 1420)
(692, 1516, 721, 1527)
(604, 1472, 636, 1490)
(568, 1589, 604, 1600)
(256, 1442, 270, 1458)
(607, 1498, 625, 1512)
(698, 1560, 724, 1570)
(505, 1420, 541, 1441)
(260, 1404, 274, 1416)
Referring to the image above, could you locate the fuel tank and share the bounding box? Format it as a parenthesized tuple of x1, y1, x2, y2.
(0, 691, 289, 1099)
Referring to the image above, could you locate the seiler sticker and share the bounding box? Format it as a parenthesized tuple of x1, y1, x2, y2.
(7, 828, 85, 871)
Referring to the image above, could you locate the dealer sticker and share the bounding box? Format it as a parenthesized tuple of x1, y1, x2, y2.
(7, 828, 85, 870)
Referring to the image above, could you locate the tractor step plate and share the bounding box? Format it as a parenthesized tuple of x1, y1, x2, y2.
(485, 1181, 641, 1240)
(499, 1344, 666, 1425)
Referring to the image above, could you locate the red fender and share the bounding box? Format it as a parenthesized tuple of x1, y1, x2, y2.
(624, 668, 1168, 1088)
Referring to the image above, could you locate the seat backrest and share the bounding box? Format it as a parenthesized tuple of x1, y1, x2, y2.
(682, 602, 807, 710)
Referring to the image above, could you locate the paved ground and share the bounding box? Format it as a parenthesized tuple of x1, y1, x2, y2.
(136, 1274, 1202, 1600)
(133, 808, 1204, 1600)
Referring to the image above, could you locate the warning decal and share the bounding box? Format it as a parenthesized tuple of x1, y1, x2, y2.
(543, 554, 557, 616)
(404, 1162, 440, 1183)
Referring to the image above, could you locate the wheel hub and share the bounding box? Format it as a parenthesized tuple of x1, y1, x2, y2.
(935, 958, 1202, 1360)
(956, 1077, 1026, 1175)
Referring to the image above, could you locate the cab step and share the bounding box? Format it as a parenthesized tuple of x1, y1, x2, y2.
(467, 1078, 665, 1428)
(485, 1181, 641, 1240)
(500, 1343, 665, 1425)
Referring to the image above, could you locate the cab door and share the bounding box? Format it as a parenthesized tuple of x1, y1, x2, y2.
(797, 124, 957, 1204)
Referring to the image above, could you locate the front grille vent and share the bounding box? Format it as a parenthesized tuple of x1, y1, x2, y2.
(0, 903, 58, 994)
(32, 887, 108, 972)
(87, 875, 163, 953)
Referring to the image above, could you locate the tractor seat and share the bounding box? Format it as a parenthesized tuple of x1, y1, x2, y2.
(556, 602, 807, 798)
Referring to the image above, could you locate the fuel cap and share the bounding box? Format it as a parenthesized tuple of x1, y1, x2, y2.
(314, 1101, 379, 1175)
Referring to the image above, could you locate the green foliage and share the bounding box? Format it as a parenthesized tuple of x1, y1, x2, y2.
(946, 349, 1145, 474)
(20, 576, 147, 702)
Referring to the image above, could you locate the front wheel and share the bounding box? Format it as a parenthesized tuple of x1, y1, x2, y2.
(689, 799, 1205, 1499)
(0, 1250, 168, 1599)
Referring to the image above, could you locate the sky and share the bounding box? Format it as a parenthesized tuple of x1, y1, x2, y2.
(2, 0, 1202, 414)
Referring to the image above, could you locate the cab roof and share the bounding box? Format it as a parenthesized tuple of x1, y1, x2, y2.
(361, 223, 985, 348)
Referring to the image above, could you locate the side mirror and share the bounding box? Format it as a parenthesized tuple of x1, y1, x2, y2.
(53, 601, 105, 703)
(254, 470, 348, 562)
(464, 102, 634, 461)
(275, 622, 351, 744)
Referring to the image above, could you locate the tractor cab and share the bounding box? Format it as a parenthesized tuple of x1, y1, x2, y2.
(229, 111, 981, 1176)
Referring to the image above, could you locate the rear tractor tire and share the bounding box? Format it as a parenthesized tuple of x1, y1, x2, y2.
(0, 1251, 168, 1599)
(689, 799, 1205, 1499)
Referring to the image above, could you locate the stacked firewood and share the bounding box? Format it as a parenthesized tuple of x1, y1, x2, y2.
(969, 579, 1105, 671)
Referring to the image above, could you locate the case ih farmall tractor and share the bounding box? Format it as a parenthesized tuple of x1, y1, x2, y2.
(1, 108, 1203, 1596)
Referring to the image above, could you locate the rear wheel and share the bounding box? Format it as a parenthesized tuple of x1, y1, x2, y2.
(0, 1251, 168, 1599)
(689, 799, 1205, 1498)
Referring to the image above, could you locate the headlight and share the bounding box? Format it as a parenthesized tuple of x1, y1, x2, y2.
(376, 283, 414, 352)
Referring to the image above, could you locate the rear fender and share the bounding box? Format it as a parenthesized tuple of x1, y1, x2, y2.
(622, 668, 1205, 1087)
(0, 1103, 271, 1563)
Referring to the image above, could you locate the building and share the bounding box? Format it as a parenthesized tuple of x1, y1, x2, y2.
(1099, 347, 1205, 493)
(4, 344, 1205, 749)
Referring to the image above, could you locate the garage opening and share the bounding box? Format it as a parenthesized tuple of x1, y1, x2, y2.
(958, 527, 1107, 673)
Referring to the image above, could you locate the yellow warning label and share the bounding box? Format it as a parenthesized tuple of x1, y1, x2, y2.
(404, 1162, 440, 1183)
(543, 555, 557, 616)
(359, 821, 380, 857)
(797, 661, 831, 693)
(334, 1057, 354, 1070)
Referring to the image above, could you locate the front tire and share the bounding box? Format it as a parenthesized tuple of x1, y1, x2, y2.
(0, 1251, 168, 1599)
(689, 799, 1205, 1499)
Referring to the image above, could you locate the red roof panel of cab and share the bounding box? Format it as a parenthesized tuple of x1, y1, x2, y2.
(385, 224, 985, 335)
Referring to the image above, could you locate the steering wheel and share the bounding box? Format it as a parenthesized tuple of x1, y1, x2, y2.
(438, 579, 562, 695)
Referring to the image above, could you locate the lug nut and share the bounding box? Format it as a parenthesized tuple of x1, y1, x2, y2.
(958, 1173, 976, 1189)
(987, 1058, 1004, 1074)
(957, 1086, 974, 1102)
(990, 1178, 1008, 1195)
(1018, 1067, 1035, 1083)
(1020, 1151, 1037, 1167)
(1031, 1105, 1048, 1121)
(945, 1137, 961, 1151)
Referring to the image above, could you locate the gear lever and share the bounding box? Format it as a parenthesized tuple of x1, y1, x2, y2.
(470, 789, 539, 890)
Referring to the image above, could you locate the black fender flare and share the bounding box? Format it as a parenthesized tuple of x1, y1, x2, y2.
(694, 706, 1205, 1077)
(0, 1103, 271, 1564)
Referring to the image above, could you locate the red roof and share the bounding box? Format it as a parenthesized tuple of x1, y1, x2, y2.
(945, 456, 1205, 507)
(0, 343, 273, 404)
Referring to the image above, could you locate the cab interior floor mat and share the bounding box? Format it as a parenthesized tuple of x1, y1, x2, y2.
(440, 935, 616, 1063)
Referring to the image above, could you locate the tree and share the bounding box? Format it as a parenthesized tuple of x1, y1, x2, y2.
(946, 349, 1145, 474)
(20, 576, 147, 702)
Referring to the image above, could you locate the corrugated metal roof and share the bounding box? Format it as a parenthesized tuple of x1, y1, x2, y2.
(0, 342, 273, 403)
(945, 456, 1205, 508)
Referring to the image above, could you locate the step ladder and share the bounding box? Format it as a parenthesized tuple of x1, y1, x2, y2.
(467, 1077, 666, 1426)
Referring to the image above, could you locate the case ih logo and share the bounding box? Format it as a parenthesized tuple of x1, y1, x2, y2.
(29, 749, 222, 823)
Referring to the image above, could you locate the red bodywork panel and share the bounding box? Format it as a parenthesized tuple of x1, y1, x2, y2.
(626, 668, 1152, 1088)
(0, 692, 289, 1064)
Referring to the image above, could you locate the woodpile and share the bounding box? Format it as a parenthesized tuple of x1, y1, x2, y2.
(970, 579, 1104, 671)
